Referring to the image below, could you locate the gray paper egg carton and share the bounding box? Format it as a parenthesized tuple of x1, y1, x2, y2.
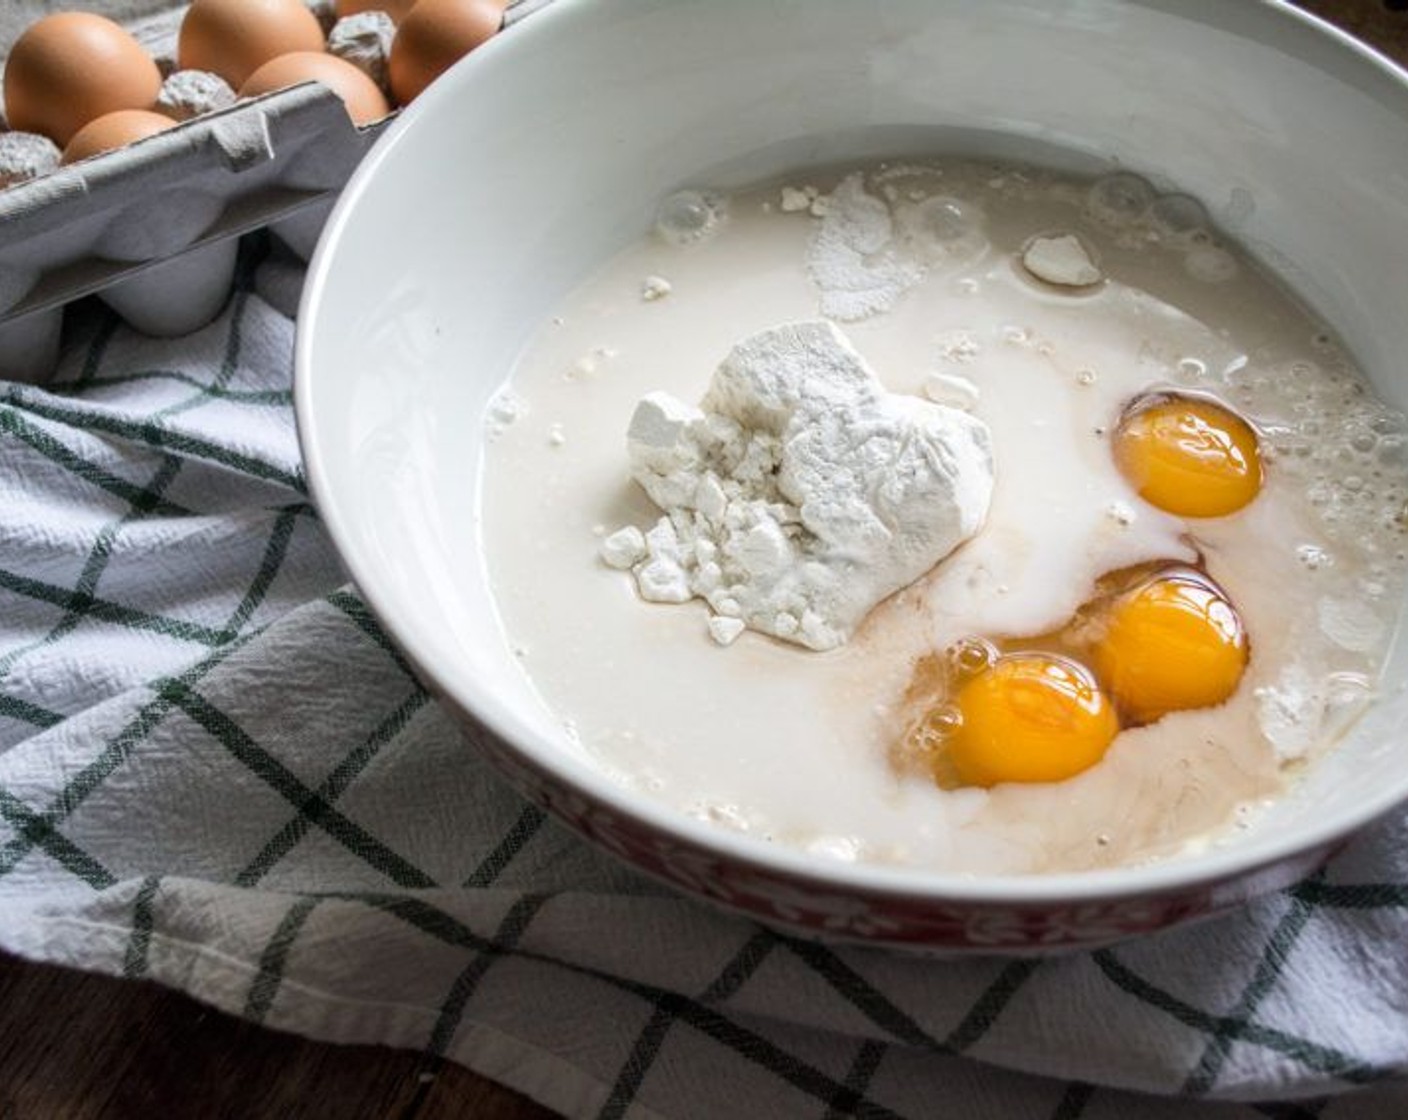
(0, 82, 388, 382)
(0, 0, 548, 383)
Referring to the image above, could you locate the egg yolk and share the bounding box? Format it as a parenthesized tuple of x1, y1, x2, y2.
(943, 653, 1120, 788)
(1089, 567, 1248, 725)
(1112, 395, 1263, 517)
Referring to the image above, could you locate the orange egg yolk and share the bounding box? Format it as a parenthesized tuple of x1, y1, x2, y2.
(1089, 567, 1248, 725)
(943, 653, 1120, 788)
(1112, 395, 1263, 517)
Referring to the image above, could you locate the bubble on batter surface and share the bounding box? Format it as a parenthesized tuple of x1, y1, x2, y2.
(1087, 171, 1154, 226)
(1148, 193, 1209, 240)
(1185, 245, 1239, 284)
(655, 189, 728, 245)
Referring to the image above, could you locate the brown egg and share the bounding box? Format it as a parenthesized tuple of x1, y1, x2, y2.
(179, 0, 327, 89)
(240, 52, 391, 126)
(61, 110, 177, 166)
(388, 0, 505, 106)
(336, 0, 419, 22)
(4, 13, 162, 146)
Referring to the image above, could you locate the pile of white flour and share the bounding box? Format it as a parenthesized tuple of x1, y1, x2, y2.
(601, 320, 994, 650)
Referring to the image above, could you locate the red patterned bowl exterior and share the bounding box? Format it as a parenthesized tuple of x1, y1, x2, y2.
(450, 706, 1330, 953)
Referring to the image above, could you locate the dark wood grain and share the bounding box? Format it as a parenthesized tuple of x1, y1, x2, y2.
(0, 3, 1402, 1120)
(0, 951, 556, 1120)
(1300, 0, 1408, 64)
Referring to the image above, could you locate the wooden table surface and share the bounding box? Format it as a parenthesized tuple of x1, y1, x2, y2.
(0, 953, 554, 1119)
(3, 4, 1406, 1119)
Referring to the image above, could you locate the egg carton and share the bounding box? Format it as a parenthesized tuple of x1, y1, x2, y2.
(0, 0, 549, 383)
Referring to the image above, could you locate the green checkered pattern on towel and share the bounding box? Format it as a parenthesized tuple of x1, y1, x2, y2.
(2, 235, 1407, 1120)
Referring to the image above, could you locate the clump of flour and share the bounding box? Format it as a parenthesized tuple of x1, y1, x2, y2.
(805, 171, 989, 320)
(603, 320, 994, 650)
(805, 174, 921, 320)
(1021, 233, 1103, 287)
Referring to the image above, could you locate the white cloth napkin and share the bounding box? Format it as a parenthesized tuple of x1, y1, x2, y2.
(3, 238, 1408, 1119)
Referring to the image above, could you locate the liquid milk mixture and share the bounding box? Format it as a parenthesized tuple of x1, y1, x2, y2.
(479, 160, 1408, 874)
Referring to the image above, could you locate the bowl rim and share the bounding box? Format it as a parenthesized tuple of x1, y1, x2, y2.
(296, 0, 1408, 909)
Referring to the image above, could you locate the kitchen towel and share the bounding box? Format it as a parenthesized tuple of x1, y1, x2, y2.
(4, 226, 1408, 1120)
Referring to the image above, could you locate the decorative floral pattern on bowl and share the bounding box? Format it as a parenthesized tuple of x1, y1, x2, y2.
(452, 707, 1329, 952)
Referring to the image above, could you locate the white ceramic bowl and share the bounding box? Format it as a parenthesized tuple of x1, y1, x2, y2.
(297, 0, 1408, 951)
